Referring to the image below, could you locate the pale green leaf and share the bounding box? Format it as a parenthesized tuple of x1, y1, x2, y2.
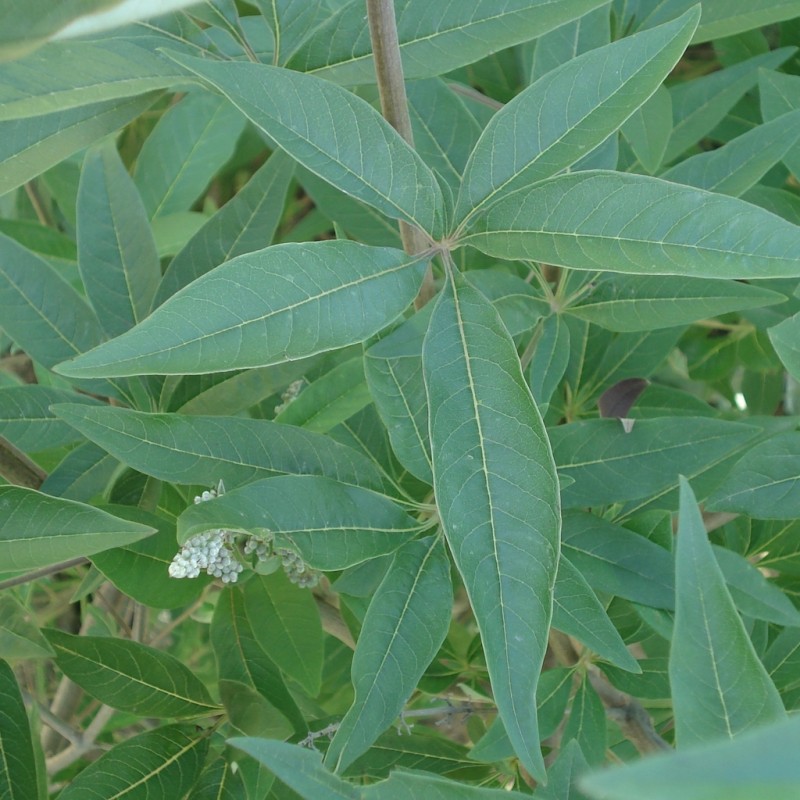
(554, 556, 641, 672)
(52, 403, 386, 492)
(155, 150, 294, 306)
(537, 740, 591, 800)
(0, 386, 99, 452)
(0, 595, 54, 660)
(212, 586, 306, 736)
(77, 140, 160, 337)
(166, 52, 443, 237)
(561, 678, 606, 765)
(287, 0, 609, 85)
(274, 357, 371, 434)
(252, 0, 327, 65)
(669, 478, 785, 747)
(463, 171, 800, 279)
(229, 738, 360, 800)
(364, 770, 529, 799)
(422, 274, 560, 781)
(661, 110, 800, 196)
(0, 232, 104, 370)
(621, 85, 672, 173)
(0, 659, 39, 800)
(326, 536, 452, 772)
(455, 8, 699, 227)
(134, 90, 246, 219)
(581, 706, 800, 800)
(568, 274, 784, 332)
(58, 724, 208, 800)
(706, 432, 800, 519)
(242, 571, 324, 696)
(769, 311, 800, 384)
(44, 629, 220, 717)
(55, 242, 427, 378)
(528, 5, 610, 82)
(178, 475, 420, 569)
(664, 48, 794, 163)
(0, 486, 154, 571)
(529, 314, 570, 413)
(552, 417, 757, 508)
(562, 512, 674, 609)
(0, 40, 189, 120)
(693, 0, 800, 42)
(39, 441, 118, 502)
(0, 93, 158, 195)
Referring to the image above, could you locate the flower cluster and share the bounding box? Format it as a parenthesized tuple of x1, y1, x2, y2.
(168, 482, 321, 588)
(273, 379, 305, 415)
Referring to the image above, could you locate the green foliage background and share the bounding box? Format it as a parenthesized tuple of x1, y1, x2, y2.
(2, 1, 800, 798)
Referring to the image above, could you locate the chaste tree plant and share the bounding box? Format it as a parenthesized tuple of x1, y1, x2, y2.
(2, 1, 800, 797)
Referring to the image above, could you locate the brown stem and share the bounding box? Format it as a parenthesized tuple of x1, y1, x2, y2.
(548, 630, 670, 755)
(366, 0, 435, 308)
(0, 436, 47, 488)
(0, 558, 88, 592)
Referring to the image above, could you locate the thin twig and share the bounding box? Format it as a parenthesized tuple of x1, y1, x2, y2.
(548, 630, 670, 755)
(366, 0, 435, 307)
(0, 558, 88, 591)
(0, 435, 47, 488)
(446, 82, 505, 111)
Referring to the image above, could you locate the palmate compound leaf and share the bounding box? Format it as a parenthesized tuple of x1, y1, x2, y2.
(669, 479, 785, 747)
(54, 241, 429, 379)
(325, 536, 452, 772)
(422, 273, 560, 781)
(0, 486, 155, 571)
(454, 7, 700, 228)
(177, 475, 422, 569)
(462, 171, 800, 279)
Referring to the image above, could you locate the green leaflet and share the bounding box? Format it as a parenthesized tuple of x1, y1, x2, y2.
(51, 404, 386, 493)
(669, 479, 785, 747)
(661, 110, 800, 197)
(706, 432, 800, 519)
(287, 0, 609, 85)
(568, 274, 784, 332)
(165, 52, 444, 238)
(581, 715, 800, 800)
(0, 386, 100, 452)
(554, 556, 641, 672)
(621, 86, 672, 173)
(664, 48, 795, 163)
(133, 90, 246, 220)
(58, 725, 208, 800)
(242, 571, 324, 696)
(422, 273, 560, 781)
(178, 475, 421, 569)
(0, 486, 154, 571)
(154, 150, 294, 307)
(0, 93, 159, 195)
(229, 738, 360, 800)
(55, 241, 428, 378)
(0, 40, 188, 120)
(44, 630, 220, 718)
(455, 8, 699, 227)
(551, 417, 758, 508)
(463, 171, 800, 279)
(326, 536, 452, 772)
(77, 140, 160, 337)
(693, 0, 800, 41)
(212, 586, 307, 736)
(0, 659, 39, 799)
